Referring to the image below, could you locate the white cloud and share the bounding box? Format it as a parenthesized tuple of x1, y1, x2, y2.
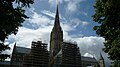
(41, 10, 56, 18)
(41, 10, 63, 20)
(28, 7, 35, 13)
(10, 26, 52, 48)
(67, 1, 77, 12)
(28, 12, 53, 27)
(80, 11, 88, 16)
(72, 36, 105, 58)
(48, 0, 85, 13)
(61, 23, 74, 32)
(65, 0, 84, 12)
(82, 21, 89, 26)
(70, 18, 89, 28)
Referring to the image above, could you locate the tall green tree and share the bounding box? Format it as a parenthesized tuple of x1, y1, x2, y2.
(0, 0, 34, 61)
(92, 0, 120, 64)
(111, 60, 120, 67)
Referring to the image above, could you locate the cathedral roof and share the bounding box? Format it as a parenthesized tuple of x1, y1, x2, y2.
(81, 56, 98, 63)
(14, 46, 31, 54)
(0, 61, 10, 65)
(13, 45, 98, 63)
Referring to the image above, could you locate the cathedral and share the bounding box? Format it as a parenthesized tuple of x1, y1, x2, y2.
(49, 5, 82, 67)
(0, 5, 105, 67)
(49, 5, 103, 67)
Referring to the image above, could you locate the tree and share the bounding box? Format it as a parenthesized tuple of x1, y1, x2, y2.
(0, 42, 10, 61)
(111, 60, 120, 67)
(92, 0, 120, 64)
(0, 0, 34, 61)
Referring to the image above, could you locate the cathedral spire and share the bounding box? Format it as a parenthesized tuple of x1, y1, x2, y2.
(54, 4, 60, 27)
(50, 3, 63, 66)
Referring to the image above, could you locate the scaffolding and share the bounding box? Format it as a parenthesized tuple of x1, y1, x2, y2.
(23, 41, 49, 67)
(61, 42, 82, 67)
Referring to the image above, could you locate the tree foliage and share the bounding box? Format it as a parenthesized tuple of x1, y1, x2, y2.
(0, 0, 34, 42)
(111, 60, 120, 67)
(0, 42, 10, 61)
(0, 0, 34, 61)
(92, 0, 120, 61)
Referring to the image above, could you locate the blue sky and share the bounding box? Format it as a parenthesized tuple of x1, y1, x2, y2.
(3, 0, 110, 66)
(26, 0, 97, 36)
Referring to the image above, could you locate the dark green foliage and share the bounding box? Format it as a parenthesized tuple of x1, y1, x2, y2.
(92, 0, 120, 61)
(111, 60, 120, 67)
(0, 54, 10, 61)
(0, 0, 34, 42)
(0, 0, 34, 61)
(0, 43, 10, 52)
(0, 42, 10, 61)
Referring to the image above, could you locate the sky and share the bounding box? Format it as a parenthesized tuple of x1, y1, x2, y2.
(3, 0, 110, 66)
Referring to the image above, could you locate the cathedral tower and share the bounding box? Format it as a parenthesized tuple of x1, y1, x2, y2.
(50, 4, 63, 60)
